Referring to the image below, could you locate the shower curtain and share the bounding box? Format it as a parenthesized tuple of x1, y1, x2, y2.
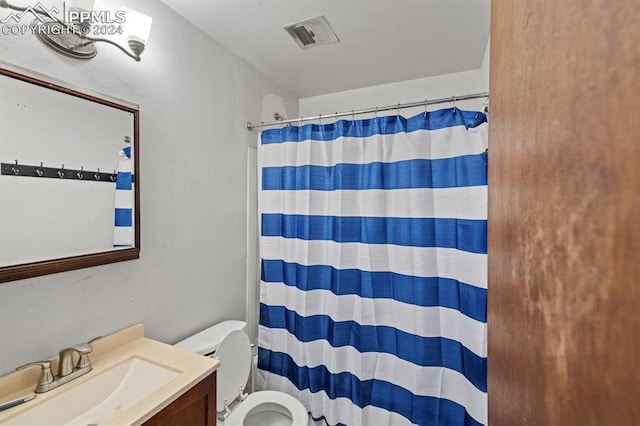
(257, 107, 488, 426)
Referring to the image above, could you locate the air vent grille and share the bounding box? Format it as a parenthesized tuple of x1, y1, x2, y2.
(284, 15, 339, 49)
(289, 26, 316, 47)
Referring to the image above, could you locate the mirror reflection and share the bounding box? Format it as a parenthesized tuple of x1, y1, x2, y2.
(0, 66, 139, 281)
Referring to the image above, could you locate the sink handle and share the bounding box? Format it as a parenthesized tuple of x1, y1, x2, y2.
(16, 361, 54, 392)
(71, 342, 93, 354)
(71, 342, 94, 369)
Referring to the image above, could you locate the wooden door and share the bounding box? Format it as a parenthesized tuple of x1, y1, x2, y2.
(488, 1, 640, 424)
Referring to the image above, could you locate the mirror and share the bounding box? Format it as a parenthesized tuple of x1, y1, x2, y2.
(0, 64, 140, 283)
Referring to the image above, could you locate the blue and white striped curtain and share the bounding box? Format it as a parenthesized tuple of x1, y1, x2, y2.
(257, 107, 488, 426)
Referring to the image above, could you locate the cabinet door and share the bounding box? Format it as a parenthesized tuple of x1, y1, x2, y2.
(144, 371, 216, 426)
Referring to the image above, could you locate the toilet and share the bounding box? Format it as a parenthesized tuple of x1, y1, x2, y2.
(175, 320, 309, 426)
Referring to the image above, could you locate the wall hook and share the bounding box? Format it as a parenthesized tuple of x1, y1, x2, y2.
(94, 168, 101, 181)
(110, 170, 117, 182)
(36, 162, 44, 177)
(57, 164, 65, 178)
(11, 159, 19, 176)
(77, 166, 84, 179)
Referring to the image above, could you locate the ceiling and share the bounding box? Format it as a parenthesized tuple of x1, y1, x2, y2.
(159, 0, 491, 98)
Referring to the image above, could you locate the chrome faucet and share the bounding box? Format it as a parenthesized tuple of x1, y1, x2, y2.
(16, 342, 94, 393)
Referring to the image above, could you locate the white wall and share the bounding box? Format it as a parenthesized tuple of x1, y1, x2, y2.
(299, 40, 490, 119)
(0, 0, 297, 375)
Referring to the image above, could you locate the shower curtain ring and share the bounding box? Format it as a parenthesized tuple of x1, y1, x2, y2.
(424, 100, 428, 115)
(397, 103, 401, 117)
(375, 106, 379, 119)
(352, 110, 355, 121)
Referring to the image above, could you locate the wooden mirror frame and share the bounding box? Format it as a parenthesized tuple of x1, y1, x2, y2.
(0, 65, 140, 283)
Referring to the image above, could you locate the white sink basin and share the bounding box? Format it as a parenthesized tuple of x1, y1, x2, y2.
(3, 357, 180, 426)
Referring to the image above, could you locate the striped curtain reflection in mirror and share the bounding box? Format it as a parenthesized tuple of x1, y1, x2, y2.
(114, 145, 133, 247)
(257, 108, 488, 426)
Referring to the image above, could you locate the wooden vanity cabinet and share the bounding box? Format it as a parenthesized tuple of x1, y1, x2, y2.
(143, 371, 217, 426)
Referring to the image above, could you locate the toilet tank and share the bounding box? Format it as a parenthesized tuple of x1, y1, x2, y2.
(174, 320, 247, 356)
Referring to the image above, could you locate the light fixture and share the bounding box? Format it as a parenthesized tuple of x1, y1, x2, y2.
(0, 0, 152, 61)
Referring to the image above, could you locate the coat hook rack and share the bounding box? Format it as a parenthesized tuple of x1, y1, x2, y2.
(1, 160, 134, 183)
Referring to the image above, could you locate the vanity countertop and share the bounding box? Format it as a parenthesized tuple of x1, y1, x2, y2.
(0, 323, 219, 425)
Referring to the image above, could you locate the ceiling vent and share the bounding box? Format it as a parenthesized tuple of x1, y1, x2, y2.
(284, 15, 340, 49)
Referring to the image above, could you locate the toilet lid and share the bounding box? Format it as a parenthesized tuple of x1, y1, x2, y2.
(214, 329, 251, 411)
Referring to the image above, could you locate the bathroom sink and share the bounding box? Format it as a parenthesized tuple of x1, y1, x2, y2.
(3, 357, 180, 426)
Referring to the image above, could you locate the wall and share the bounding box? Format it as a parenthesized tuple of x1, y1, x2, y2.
(0, 0, 297, 375)
(299, 40, 489, 118)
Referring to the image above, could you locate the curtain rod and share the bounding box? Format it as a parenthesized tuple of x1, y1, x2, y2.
(246, 91, 489, 130)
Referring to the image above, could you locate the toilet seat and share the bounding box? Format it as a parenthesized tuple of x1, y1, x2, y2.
(213, 328, 308, 425)
(223, 391, 309, 426)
